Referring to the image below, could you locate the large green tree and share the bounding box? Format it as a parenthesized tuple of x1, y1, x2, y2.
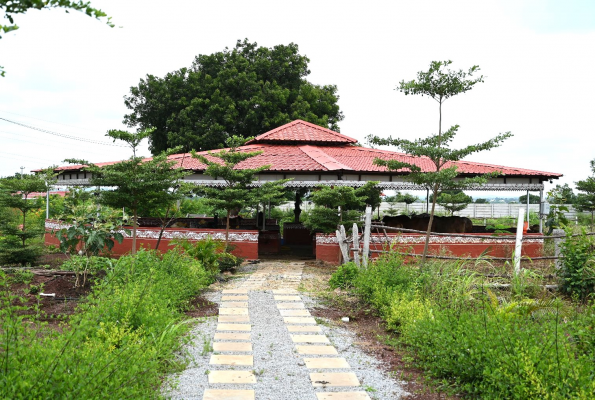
(368, 60, 512, 267)
(576, 159, 595, 229)
(124, 39, 344, 154)
(67, 129, 190, 254)
(437, 191, 472, 216)
(1, 0, 113, 76)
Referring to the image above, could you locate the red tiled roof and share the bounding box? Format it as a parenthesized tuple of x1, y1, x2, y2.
(246, 120, 357, 144)
(49, 120, 563, 179)
(167, 144, 562, 178)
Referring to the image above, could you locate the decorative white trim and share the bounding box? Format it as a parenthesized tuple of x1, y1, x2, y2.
(45, 221, 258, 242)
(316, 233, 544, 245)
(55, 178, 545, 192)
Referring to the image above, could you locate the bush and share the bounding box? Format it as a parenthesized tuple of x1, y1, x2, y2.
(344, 254, 595, 399)
(328, 263, 359, 289)
(559, 228, 595, 300)
(0, 249, 215, 399)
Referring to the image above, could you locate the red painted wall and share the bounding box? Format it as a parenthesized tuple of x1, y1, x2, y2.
(315, 233, 545, 265)
(45, 224, 259, 260)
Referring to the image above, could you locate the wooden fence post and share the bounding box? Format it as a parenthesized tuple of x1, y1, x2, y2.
(513, 208, 524, 274)
(553, 228, 565, 270)
(352, 223, 360, 267)
(362, 206, 372, 268)
(336, 225, 349, 264)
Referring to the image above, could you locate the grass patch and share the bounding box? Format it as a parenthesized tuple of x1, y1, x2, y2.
(0, 249, 215, 399)
(332, 253, 595, 399)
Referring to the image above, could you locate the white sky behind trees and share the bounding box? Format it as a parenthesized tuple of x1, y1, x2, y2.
(1, 0, 594, 199)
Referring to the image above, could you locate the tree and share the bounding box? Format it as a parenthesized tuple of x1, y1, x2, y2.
(253, 180, 291, 230)
(519, 194, 541, 204)
(192, 135, 278, 247)
(549, 183, 577, 204)
(124, 39, 344, 154)
(1, 0, 113, 77)
(303, 185, 367, 234)
(576, 159, 595, 229)
(67, 129, 190, 255)
(0, 170, 55, 265)
(437, 191, 472, 215)
(474, 198, 489, 204)
(368, 60, 512, 267)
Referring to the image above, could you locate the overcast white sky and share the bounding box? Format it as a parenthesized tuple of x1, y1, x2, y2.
(1, 0, 594, 198)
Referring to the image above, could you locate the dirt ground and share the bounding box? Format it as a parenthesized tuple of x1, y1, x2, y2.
(300, 261, 460, 400)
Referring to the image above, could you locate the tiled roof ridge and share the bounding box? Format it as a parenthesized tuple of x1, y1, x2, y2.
(247, 120, 357, 144)
(299, 145, 353, 171)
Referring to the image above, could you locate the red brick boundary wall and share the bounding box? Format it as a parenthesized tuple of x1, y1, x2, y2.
(45, 220, 259, 260)
(315, 232, 545, 265)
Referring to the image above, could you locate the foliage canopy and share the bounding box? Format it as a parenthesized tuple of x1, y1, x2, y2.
(124, 39, 344, 154)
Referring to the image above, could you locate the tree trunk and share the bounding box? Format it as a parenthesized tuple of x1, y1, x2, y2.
(294, 191, 302, 223)
(225, 209, 231, 250)
(155, 205, 173, 250)
(421, 183, 439, 269)
(21, 209, 27, 247)
(132, 208, 138, 255)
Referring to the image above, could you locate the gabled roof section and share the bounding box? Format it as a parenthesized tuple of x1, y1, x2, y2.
(246, 120, 358, 145)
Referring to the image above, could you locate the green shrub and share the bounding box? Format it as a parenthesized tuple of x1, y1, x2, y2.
(7, 268, 34, 284)
(329, 262, 359, 289)
(345, 255, 595, 399)
(0, 249, 215, 399)
(559, 228, 595, 300)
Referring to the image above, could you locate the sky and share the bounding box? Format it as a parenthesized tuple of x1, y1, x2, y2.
(1, 0, 594, 199)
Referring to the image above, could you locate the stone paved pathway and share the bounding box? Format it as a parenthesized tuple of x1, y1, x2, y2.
(199, 262, 374, 400)
(167, 261, 406, 399)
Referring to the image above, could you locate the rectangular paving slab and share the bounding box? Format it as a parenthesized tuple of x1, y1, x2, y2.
(213, 342, 253, 352)
(276, 302, 305, 309)
(217, 324, 251, 332)
(203, 389, 255, 400)
(284, 317, 317, 324)
(218, 316, 250, 323)
(272, 289, 298, 294)
(280, 309, 311, 317)
(291, 334, 330, 343)
(214, 333, 251, 341)
(221, 295, 249, 301)
(219, 308, 249, 315)
(209, 354, 253, 366)
(222, 289, 249, 294)
(310, 372, 361, 387)
(296, 345, 338, 355)
(316, 393, 371, 400)
(304, 357, 350, 369)
(274, 295, 302, 301)
(287, 325, 322, 333)
(208, 370, 256, 384)
(220, 302, 249, 308)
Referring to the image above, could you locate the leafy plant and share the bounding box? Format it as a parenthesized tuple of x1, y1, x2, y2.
(172, 237, 225, 273)
(559, 228, 595, 301)
(329, 263, 359, 289)
(53, 200, 126, 257)
(60, 255, 114, 287)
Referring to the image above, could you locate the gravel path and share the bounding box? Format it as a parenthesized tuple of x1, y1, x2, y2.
(165, 261, 408, 400)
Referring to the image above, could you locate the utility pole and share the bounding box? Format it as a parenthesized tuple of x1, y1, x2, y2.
(20, 166, 24, 178)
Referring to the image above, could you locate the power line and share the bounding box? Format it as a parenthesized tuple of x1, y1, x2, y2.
(0, 117, 127, 147)
(0, 109, 105, 134)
